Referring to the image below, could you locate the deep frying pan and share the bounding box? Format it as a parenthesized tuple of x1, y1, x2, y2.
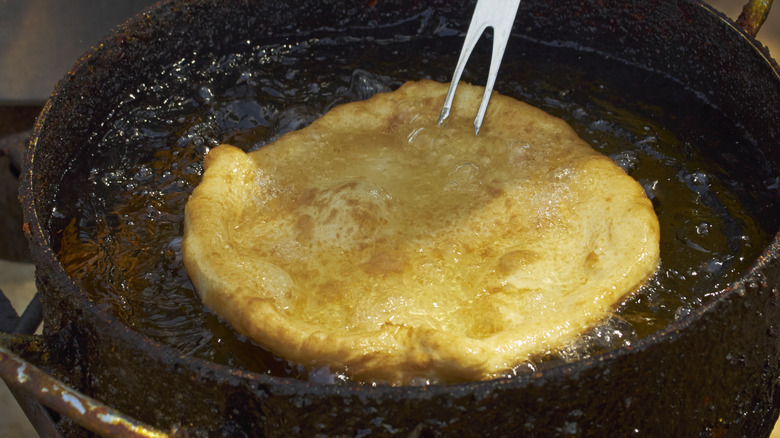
(4, 0, 780, 435)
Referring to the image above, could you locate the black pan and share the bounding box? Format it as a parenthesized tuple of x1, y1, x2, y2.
(9, 0, 780, 435)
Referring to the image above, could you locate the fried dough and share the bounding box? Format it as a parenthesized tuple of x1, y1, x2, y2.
(182, 80, 660, 384)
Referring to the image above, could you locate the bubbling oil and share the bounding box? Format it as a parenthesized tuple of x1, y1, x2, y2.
(55, 14, 774, 383)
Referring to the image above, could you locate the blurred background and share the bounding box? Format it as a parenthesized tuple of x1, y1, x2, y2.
(0, 0, 778, 436)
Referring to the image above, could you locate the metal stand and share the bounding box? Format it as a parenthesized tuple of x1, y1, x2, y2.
(0, 287, 62, 437)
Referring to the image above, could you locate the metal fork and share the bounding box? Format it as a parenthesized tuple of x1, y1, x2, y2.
(437, 0, 522, 135)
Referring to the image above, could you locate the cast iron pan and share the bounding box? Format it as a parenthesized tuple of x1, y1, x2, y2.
(6, 0, 780, 436)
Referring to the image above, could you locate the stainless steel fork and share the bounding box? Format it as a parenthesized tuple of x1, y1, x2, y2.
(437, 0, 522, 135)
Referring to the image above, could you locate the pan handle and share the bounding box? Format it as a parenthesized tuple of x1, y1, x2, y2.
(738, 0, 774, 37)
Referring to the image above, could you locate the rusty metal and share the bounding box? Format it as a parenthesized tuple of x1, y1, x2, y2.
(1, 286, 176, 437)
(738, 0, 774, 37)
(0, 287, 60, 437)
(0, 337, 177, 438)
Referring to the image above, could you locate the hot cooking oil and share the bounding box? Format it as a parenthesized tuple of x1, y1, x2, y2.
(54, 11, 776, 383)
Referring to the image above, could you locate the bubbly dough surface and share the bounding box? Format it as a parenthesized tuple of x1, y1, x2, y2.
(182, 80, 660, 384)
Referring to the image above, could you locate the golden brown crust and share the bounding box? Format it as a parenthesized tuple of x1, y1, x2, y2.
(182, 80, 660, 384)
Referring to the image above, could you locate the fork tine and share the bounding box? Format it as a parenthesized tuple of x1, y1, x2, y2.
(437, 4, 491, 126)
(473, 4, 518, 134)
(438, 0, 522, 134)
